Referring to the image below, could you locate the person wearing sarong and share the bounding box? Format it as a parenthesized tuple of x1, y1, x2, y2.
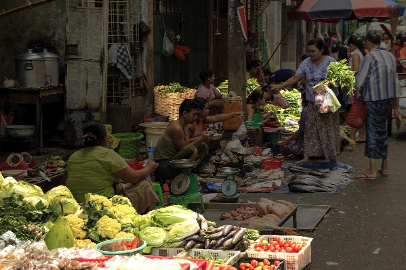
(355, 31, 398, 180)
(275, 38, 340, 162)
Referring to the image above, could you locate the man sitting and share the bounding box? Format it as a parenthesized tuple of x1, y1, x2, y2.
(154, 99, 211, 184)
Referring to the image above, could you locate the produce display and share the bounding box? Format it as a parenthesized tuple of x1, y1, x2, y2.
(237, 259, 283, 270)
(158, 82, 188, 93)
(99, 238, 142, 252)
(217, 78, 260, 97)
(265, 89, 301, 131)
(250, 237, 307, 253)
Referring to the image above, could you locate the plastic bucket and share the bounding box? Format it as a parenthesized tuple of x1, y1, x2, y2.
(145, 124, 167, 148)
(264, 130, 280, 145)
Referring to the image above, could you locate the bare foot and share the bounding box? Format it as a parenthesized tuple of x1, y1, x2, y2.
(297, 156, 309, 163)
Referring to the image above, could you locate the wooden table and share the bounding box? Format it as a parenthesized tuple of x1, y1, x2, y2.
(0, 86, 64, 154)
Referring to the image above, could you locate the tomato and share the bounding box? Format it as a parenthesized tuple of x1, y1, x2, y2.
(262, 245, 268, 251)
(250, 260, 259, 268)
(285, 247, 293, 253)
(274, 260, 281, 266)
(279, 240, 286, 247)
(287, 240, 292, 246)
(255, 247, 262, 252)
(274, 237, 281, 243)
(239, 263, 246, 270)
(270, 240, 278, 245)
(295, 246, 302, 253)
(248, 265, 255, 270)
(254, 243, 259, 248)
(230, 267, 238, 270)
(263, 259, 270, 266)
(267, 244, 272, 250)
(302, 241, 307, 247)
(259, 262, 264, 267)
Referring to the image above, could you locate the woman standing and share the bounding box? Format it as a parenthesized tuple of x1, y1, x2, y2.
(274, 38, 340, 162)
(196, 70, 223, 115)
(347, 35, 366, 142)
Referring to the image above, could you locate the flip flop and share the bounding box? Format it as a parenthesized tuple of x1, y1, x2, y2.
(356, 173, 377, 180)
(356, 139, 366, 143)
(378, 169, 388, 177)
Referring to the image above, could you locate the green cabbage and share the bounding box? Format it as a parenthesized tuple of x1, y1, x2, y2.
(134, 212, 153, 231)
(0, 175, 17, 187)
(12, 182, 44, 198)
(44, 186, 74, 202)
(138, 226, 167, 246)
(0, 183, 14, 200)
(24, 196, 48, 210)
(48, 195, 79, 216)
(165, 219, 200, 243)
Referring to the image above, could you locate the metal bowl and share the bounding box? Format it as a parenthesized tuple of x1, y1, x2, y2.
(170, 159, 200, 169)
(6, 125, 36, 138)
(217, 167, 240, 175)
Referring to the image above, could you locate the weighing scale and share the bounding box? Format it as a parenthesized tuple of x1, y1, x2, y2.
(230, 147, 255, 178)
(167, 159, 204, 209)
(218, 167, 240, 203)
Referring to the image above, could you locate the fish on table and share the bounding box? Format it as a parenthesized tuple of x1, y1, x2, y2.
(288, 175, 337, 193)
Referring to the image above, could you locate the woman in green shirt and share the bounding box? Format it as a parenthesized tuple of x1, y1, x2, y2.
(63, 121, 158, 212)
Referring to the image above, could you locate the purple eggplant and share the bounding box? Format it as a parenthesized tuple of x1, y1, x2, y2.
(215, 237, 226, 247)
(231, 227, 245, 245)
(185, 240, 196, 251)
(223, 238, 234, 250)
(205, 238, 211, 249)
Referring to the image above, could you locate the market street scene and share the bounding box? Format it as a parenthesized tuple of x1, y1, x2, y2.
(1, 0, 406, 270)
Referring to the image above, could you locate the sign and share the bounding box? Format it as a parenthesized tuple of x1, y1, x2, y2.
(237, 6, 248, 41)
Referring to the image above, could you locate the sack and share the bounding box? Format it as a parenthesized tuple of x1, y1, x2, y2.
(346, 98, 369, 128)
(0, 152, 37, 171)
(271, 93, 291, 109)
(163, 31, 174, 56)
(123, 181, 159, 214)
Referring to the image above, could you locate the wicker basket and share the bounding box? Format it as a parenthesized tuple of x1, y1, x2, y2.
(154, 86, 196, 121)
(113, 133, 144, 159)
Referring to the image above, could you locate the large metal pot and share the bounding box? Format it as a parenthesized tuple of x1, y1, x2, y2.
(39, 49, 59, 86)
(15, 49, 45, 88)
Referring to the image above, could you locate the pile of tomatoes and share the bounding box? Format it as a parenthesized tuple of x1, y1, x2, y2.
(250, 237, 308, 253)
(238, 259, 282, 270)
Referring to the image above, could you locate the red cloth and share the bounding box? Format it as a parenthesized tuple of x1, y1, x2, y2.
(173, 45, 191, 61)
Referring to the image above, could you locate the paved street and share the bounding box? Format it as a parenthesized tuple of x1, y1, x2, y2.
(242, 120, 406, 269)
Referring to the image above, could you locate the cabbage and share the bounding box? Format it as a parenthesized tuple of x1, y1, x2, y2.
(24, 196, 48, 210)
(165, 219, 200, 243)
(0, 175, 17, 187)
(151, 205, 197, 228)
(138, 226, 167, 246)
(44, 186, 74, 202)
(49, 195, 79, 216)
(134, 213, 153, 230)
(0, 183, 14, 200)
(12, 182, 44, 198)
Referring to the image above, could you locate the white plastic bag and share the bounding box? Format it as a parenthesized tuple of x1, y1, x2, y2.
(235, 123, 247, 140)
(163, 31, 174, 56)
(224, 134, 243, 161)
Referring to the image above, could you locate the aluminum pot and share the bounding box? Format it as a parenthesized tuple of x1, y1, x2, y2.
(15, 49, 45, 88)
(39, 49, 59, 86)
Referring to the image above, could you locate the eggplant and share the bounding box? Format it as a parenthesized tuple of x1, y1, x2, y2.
(208, 230, 223, 240)
(223, 238, 234, 250)
(205, 238, 211, 249)
(194, 243, 205, 249)
(185, 240, 196, 251)
(210, 239, 217, 246)
(215, 237, 226, 247)
(223, 225, 234, 236)
(231, 227, 245, 245)
(199, 229, 207, 237)
(185, 235, 205, 243)
(213, 246, 224, 250)
(215, 225, 225, 232)
(224, 230, 235, 240)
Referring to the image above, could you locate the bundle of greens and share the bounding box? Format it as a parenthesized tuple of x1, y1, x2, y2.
(217, 78, 260, 97)
(159, 82, 188, 93)
(314, 60, 355, 95)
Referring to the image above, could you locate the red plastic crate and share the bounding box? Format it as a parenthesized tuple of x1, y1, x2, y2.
(126, 159, 144, 170)
(262, 157, 284, 169)
(144, 255, 206, 270)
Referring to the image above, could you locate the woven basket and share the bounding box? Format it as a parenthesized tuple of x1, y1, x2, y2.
(113, 133, 144, 159)
(154, 86, 196, 121)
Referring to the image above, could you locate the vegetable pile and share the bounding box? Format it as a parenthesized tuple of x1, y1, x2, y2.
(314, 59, 355, 95)
(158, 82, 189, 93)
(249, 237, 308, 253)
(265, 89, 301, 131)
(217, 78, 260, 97)
(99, 238, 142, 252)
(237, 259, 282, 270)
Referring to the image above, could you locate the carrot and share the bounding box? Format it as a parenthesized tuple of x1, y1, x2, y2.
(206, 260, 215, 270)
(218, 265, 231, 270)
(130, 238, 139, 249)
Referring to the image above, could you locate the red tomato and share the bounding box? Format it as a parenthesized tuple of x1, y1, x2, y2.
(239, 263, 246, 270)
(295, 246, 302, 253)
(262, 245, 268, 251)
(279, 240, 286, 247)
(270, 241, 278, 245)
(274, 260, 281, 266)
(255, 247, 262, 252)
(290, 244, 296, 250)
(270, 265, 276, 270)
(285, 247, 293, 253)
(248, 265, 254, 270)
(254, 243, 259, 248)
(267, 244, 272, 250)
(287, 240, 292, 246)
(263, 259, 270, 266)
(274, 237, 281, 243)
(270, 246, 276, 252)
(250, 260, 259, 268)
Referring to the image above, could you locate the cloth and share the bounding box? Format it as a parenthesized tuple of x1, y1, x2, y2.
(108, 44, 133, 80)
(304, 102, 341, 159)
(123, 181, 159, 214)
(295, 56, 337, 103)
(66, 146, 128, 203)
(280, 138, 304, 157)
(297, 107, 307, 137)
(364, 99, 391, 159)
(187, 118, 205, 137)
(269, 69, 294, 84)
(154, 120, 186, 161)
(399, 46, 406, 73)
(380, 42, 387, 50)
(154, 144, 209, 184)
(196, 84, 222, 115)
(356, 47, 398, 102)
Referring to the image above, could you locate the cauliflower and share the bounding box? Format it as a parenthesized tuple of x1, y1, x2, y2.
(96, 215, 121, 239)
(108, 204, 137, 225)
(74, 239, 96, 249)
(66, 214, 87, 239)
(110, 195, 133, 207)
(85, 193, 113, 211)
(114, 231, 136, 239)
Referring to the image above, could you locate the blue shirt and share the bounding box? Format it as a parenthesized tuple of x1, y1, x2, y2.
(270, 69, 294, 83)
(356, 47, 398, 101)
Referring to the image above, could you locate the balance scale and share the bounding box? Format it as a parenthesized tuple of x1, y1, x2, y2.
(218, 167, 240, 203)
(167, 159, 204, 209)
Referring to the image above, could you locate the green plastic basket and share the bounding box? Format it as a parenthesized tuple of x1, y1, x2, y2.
(244, 121, 262, 130)
(113, 133, 144, 159)
(94, 238, 147, 256)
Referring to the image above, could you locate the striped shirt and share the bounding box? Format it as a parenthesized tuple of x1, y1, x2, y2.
(356, 47, 398, 101)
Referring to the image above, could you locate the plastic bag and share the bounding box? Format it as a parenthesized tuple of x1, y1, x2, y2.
(317, 87, 341, 113)
(163, 31, 174, 56)
(224, 135, 243, 161)
(235, 123, 247, 140)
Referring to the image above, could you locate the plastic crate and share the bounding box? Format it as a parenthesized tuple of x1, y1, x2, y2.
(233, 257, 286, 270)
(71, 256, 113, 267)
(150, 247, 185, 257)
(246, 235, 312, 270)
(113, 132, 144, 159)
(262, 158, 284, 169)
(144, 255, 206, 270)
(178, 249, 242, 266)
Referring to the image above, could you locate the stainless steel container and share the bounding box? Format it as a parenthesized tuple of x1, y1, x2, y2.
(39, 49, 59, 86)
(15, 49, 45, 88)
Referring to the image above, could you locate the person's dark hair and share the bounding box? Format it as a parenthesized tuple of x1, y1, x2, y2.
(308, 38, 329, 55)
(337, 46, 348, 61)
(365, 31, 381, 45)
(82, 121, 106, 147)
(301, 54, 310, 61)
(246, 60, 261, 71)
(331, 43, 339, 53)
(347, 35, 365, 56)
(247, 89, 264, 104)
(263, 68, 272, 78)
(179, 99, 198, 117)
(199, 69, 214, 82)
(194, 97, 208, 110)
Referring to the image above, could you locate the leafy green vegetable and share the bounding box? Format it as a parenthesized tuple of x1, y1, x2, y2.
(159, 82, 188, 93)
(0, 217, 41, 241)
(48, 195, 79, 216)
(44, 185, 74, 202)
(265, 89, 302, 125)
(0, 194, 51, 223)
(12, 181, 44, 198)
(244, 228, 260, 241)
(314, 60, 355, 95)
(110, 195, 132, 206)
(217, 78, 260, 97)
(151, 205, 197, 228)
(138, 226, 167, 246)
(24, 196, 48, 210)
(164, 219, 200, 243)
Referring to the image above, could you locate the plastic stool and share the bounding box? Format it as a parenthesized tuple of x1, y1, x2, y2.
(152, 182, 164, 207)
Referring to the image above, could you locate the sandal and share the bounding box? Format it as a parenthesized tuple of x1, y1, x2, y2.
(356, 173, 377, 180)
(378, 169, 388, 177)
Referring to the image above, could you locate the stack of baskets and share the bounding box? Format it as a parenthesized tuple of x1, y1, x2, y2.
(113, 133, 144, 159)
(154, 85, 196, 121)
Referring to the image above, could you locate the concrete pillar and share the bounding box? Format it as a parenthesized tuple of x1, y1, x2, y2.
(228, 0, 247, 115)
